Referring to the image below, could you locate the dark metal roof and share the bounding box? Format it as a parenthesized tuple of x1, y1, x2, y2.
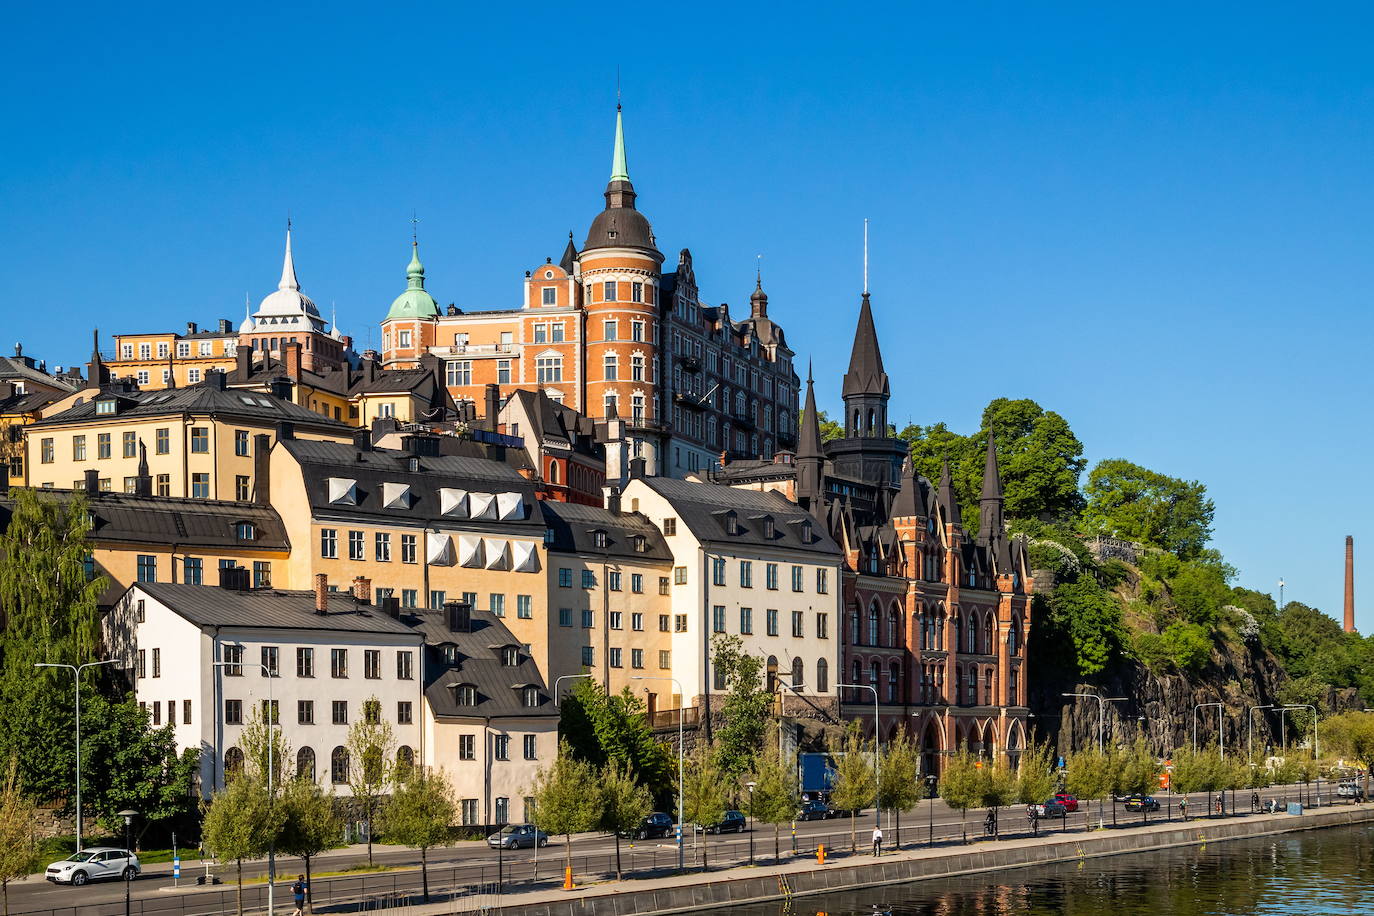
(583, 180, 658, 254)
(638, 477, 841, 557)
(841, 293, 889, 398)
(30, 382, 351, 431)
(797, 372, 824, 460)
(539, 501, 672, 562)
(412, 609, 555, 720)
(134, 582, 420, 635)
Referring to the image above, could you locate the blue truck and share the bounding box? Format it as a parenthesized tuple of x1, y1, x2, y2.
(799, 752, 836, 800)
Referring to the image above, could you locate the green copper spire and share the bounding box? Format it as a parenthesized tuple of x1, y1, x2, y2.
(386, 240, 439, 320)
(406, 241, 425, 289)
(610, 104, 629, 183)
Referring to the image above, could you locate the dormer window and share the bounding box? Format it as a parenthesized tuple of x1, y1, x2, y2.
(593, 530, 608, 549)
(522, 687, 540, 708)
(95, 399, 116, 416)
(501, 647, 520, 667)
(235, 522, 256, 541)
(544, 528, 556, 545)
(452, 684, 477, 706)
(407, 457, 419, 472)
(442, 645, 458, 666)
(762, 517, 776, 539)
(725, 511, 740, 536)
(801, 520, 813, 544)
(632, 535, 646, 553)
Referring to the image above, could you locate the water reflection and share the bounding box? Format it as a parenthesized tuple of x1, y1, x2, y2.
(721, 825, 1374, 916)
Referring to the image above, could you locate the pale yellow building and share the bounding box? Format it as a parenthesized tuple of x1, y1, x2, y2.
(108, 320, 240, 390)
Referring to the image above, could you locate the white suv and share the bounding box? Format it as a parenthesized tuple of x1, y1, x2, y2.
(45, 848, 141, 885)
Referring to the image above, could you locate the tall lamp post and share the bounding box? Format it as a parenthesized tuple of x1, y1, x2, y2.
(632, 675, 685, 871)
(1247, 705, 1275, 760)
(35, 658, 121, 851)
(837, 682, 881, 833)
(552, 673, 592, 706)
(214, 660, 277, 915)
(117, 809, 138, 916)
(745, 781, 756, 865)
(1283, 704, 1320, 759)
(1192, 702, 1225, 757)
(1061, 693, 1127, 753)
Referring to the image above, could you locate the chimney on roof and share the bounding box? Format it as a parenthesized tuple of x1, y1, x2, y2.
(187, 322, 198, 335)
(268, 377, 293, 401)
(352, 428, 372, 452)
(445, 601, 472, 633)
(314, 573, 329, 615)
(282, 341, 303, 384)
(84, 469, 99, 496)
(236, 343, 252, 379)
(253, 433, 272, 505)
(218, 565, 249, 590)
(628, 456, 646, 480)
(402, 433, 440, 457)
(1345, 535, 1356, 633)
(352, 576, 372, 605)
(364, 354, 379, 383)
(0, 381, 13, 400)
(384, 596, 400, 620)
(484, 384, 501, 431)
(606, 485, 622, 516)
(208, 369, 227, 390)
(218, 319, 232, 334)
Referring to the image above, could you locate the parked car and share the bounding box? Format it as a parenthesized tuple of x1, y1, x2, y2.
(1052, 793, 1080, 812)
(797, 800, 832, 821)
(1337, 782, 1366, 799)
(1123, 795, 1161, 813)
(1028, 800, 1068, 818)
(698, 810, 747, 834)
(45, 848, 140, 886)
(623, 812, 676, 840)
(487, 824, 549, 849)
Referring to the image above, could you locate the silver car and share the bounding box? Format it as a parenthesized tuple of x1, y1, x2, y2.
(45, 848, 141, 885)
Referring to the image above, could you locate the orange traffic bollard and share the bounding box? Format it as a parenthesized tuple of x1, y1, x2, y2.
(817, 843, 826, 864)
(563, 866, 573, 890)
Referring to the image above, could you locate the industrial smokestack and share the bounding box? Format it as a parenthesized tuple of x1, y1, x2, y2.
(1345, 535, 1356, 633)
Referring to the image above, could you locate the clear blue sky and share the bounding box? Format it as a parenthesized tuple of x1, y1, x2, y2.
(3, 2, 1371, 627)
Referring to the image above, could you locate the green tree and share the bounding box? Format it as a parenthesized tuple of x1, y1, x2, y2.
(0, 759, 39, 916)
(382, 768, 455, 901)
(201, 774, 283, 916)
(681, 748, 729, 869)
(276, 776, 341, 913)
(1015, 742, 1057, 808)
(748, 744, 798, 865)
(240, 704, 292, 787)
(559, 680, 673, 799)
(597, 761, 652, 879)
(345, 696, 394, 865)
(1039, 578, 1124, 676)
(1171, 746, 1225, 816)
(980, 757, 1019, 838)
(1081, 458, 1215, 558)
(1322, 711, 1374, 773)
(878, 732, 924, 849)
(529, 740, 602, 880)
(80, 694, 199, 840)
(710, 635, 773, 776)
(827, 726, 877, 852)
(936, 746, 984, 843)
(1064, 747, 1111, 827)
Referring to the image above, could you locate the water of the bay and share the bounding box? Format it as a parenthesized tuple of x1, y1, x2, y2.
(717, 823, 1374, 915)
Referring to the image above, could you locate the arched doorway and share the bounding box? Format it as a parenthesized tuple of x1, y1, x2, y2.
(921, 717, 943, 777)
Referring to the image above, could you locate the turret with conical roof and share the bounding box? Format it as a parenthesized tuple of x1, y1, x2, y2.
(841, 292, 890, 438)
(796, 362, 825, 512)
(582, 105, 659, 255)
(387, 242, 440, 320)
(936, 457, 962, 527)
(977, 431, 1004, 546)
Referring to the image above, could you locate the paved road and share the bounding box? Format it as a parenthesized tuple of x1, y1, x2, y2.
(8, 781, 1352, 916)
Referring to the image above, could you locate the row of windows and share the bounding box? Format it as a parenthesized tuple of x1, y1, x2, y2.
(225, 744, 413, 785)
(710, 606, 829, 639)
(119, 339, 230, 360)
(223, 697, 413, 726)
(576, 645, 672, 670)
(708, 559, 829, 594)
(558, 609, 689, 635)
(138, 699, 192, 725)
(40, 426, 260, 465)
(556, 567, 668, 594)
(136, 557, 270, 587)
(218, 645, 414, 680)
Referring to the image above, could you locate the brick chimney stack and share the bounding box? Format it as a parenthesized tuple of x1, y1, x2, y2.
(1345, 535, 1356, 633)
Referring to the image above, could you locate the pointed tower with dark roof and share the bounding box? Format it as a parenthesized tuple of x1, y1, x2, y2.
(891, 455, 926, 519)
(87, 329, 109, 387)
(796, 362, 825, 513)
(977, 432, 1004, 547)
(936, 457, 963, 527)
(841, 292, 890, 439)
(559, 232, 578, 273)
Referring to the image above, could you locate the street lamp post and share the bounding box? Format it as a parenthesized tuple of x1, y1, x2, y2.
(214, 660, 276, 915)
(838, 682, 881, 834)
(117, 809, 138, 916)
(34, 659, 121, 851)
(552, 673, 592, 706)
(1283, 705, 1320, 759)
(1247, 705, 1275, 760)
(632, 675, 685, 871)
(926, 775, 937, 846)
(746, 781, 756, 865)
(1061, 693, 1127, 753)
(1192, 702, 1225, 757)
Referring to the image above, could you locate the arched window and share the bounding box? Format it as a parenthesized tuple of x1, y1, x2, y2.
(1009, 617, 1022, 656)
(791, 657, 804, 689)
(766, 656, 778, 693)
(547, 461, 560, 484)
(954, 614, 963, 652)
(867, 603, 880, 646)
(851, 658, 862, 697)
(967, 616, 979, 654)
(983, 668, 993, 705)
(849, 608, 860, 645)
(914, 612, 925, 651)
(816, 658, 829, 693)
(853, 410, 861, 432)
(330, 746, 349, 785)
(1009, 668, 1019, 705)
(396, 745, 415, 777)
(888, 661, 900, 702)
(869, 659, 880, 692)
(296, 747, 315, 782)
(867, 409, 876, 435)
(224, 746, 244, 780)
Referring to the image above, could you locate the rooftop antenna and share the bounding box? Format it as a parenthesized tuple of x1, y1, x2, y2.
(863, 218, 869, 295)
(756, 253, 762, 285)
(616, 65, 622, 110)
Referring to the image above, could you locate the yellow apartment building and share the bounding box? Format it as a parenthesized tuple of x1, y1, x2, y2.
(108, 320, 239, 390)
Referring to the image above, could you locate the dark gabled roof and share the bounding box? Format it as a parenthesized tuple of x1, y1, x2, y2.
(0, 489, 290, 551)
(0, 355, 79, 392)
(281, 439, 543, 531)
(936, 458, 963, 527)
(891, 457, 928, 519)
(133, 582, 420, 635)
(841, 293, 889, 398)
(0, 388, 68, 415)
(30, 383, 352, 431)
(639, 477, 841, 557)
(539, 501, 672, 562)
(506, 389, 600, 457)
(412, 609, 555, 720)
(348, 365, 438, 396)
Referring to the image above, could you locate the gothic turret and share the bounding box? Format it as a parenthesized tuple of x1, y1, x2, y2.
(841, 292, 890, 438)
(936, 457, 962, 527)
(796, 363, 825, 513)
(87, 329, 109, 387)
(978, 432, 1004, 546)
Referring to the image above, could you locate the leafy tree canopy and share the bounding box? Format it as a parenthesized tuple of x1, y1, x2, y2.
(1081, 459, 1215, 558)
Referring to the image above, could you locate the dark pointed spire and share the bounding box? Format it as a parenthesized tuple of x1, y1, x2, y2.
(892, 455, 927, 519)
(978, 432, 1010, 565)
(937, 457, 962, 526)
(841, 293, 889, 399)
(134, 440, 152, 497)
(795, 361, 825, 513)
(797, 362, 823, 460)
(980, 430, 1003, 501)
(559, 232, 578, 273)
(87, 328, 109, 387)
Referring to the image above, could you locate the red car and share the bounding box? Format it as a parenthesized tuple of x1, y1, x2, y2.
(1053, 793, 1080, 812)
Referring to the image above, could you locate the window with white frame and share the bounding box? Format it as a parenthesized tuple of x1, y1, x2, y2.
(536, 355, 562, 383)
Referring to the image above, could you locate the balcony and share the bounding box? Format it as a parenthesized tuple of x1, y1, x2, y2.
(674, 392, 708, 411)
(430, 343, 515, 357)
(679, 355, 701, 373)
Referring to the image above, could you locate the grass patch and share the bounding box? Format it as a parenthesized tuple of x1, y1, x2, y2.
(241, 863, 403, 885)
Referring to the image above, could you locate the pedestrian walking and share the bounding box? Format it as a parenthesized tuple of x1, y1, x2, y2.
(871, 825, 883, 856)
(291, 874, 308, 916)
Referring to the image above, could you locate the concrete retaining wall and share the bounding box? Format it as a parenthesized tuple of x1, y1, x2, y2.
(507, 806, 1374, 916)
